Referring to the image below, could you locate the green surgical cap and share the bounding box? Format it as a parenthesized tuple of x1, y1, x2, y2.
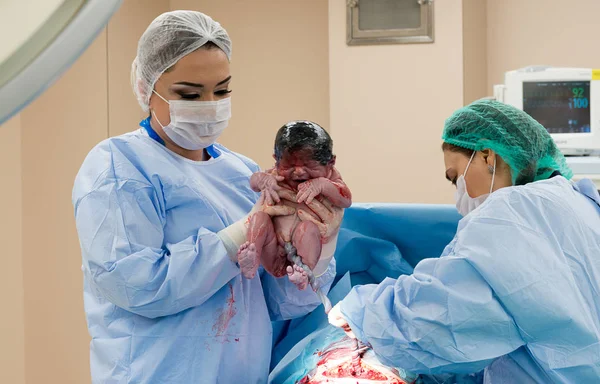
(442, 99, 573, 185)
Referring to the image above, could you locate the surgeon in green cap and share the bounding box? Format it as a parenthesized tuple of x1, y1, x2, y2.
(328, 100, 600, 383)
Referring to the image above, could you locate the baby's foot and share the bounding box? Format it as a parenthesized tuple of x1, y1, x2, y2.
(287, 265, 309, 290)
(238, 242, 259, 279)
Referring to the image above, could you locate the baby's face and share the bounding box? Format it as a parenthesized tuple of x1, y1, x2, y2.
(276, 149, 331, 189)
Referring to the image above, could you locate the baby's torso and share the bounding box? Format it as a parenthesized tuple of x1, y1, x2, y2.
(272, 197, 317, 244)
(272, 184, 321, 244)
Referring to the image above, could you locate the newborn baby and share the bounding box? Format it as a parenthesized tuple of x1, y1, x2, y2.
(238, 121, 352, 289)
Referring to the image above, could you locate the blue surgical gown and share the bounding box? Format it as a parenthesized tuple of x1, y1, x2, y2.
(72, 127, 335, 384)
(340, 176, 600, 383)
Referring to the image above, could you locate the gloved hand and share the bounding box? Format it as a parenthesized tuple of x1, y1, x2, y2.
(298, 198, 343, 243)
(218, 192, 295, 261)
(328, 303, 355, 339)
(312, 231, 338, 277)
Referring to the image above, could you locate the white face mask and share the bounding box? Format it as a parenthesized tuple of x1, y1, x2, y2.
(151, 90, 231, 150)
(455, 151, 496, 216)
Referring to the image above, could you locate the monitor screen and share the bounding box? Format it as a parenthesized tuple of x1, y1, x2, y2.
(523, 81, 591, 134)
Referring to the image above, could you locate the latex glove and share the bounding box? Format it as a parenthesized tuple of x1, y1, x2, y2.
(298, 198, 344, 243)
(218, 192, 295, 261)
(297, 178, 325, 205)
(328, 303, 355, 339)
(255, 173, 285, 206)
(252, 190, 296, 217)
(312, 230, 338, 277)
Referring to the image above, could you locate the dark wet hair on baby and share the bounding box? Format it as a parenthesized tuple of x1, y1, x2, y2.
(274, 121, 334, 165)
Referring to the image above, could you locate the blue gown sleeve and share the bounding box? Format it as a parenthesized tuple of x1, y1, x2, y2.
(74, 176, 240, 319)
(261, 258, 336, 321)
(339, 231, 526, 374)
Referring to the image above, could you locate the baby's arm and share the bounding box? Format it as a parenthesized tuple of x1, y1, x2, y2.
(297, 168, 352, 208)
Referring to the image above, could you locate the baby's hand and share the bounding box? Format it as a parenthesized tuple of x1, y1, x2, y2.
(257, 173, 285, 206)
(297, 178, 324, 204)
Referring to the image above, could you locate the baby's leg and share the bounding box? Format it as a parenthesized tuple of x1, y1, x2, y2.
(237, 211, 277, 279)
(263, 244, 292, 278)
(287, 221, 322, 290)
(292, 221, 322, 269)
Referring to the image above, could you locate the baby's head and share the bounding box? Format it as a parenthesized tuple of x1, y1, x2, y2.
(273, 121, 335, 188)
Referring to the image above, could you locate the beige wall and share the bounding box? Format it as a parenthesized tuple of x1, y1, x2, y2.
(463, 0, 488, 105)
(0, 115, 25, 384)
(108, 0, 170, 137)
(487, 0, 600, 90)
(328, 0, 462, 203)
(170, 0, 331, 169)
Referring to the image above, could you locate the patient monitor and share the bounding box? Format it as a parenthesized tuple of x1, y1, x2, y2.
(494, 66, 600, 187)
(495, 66, 600, 155)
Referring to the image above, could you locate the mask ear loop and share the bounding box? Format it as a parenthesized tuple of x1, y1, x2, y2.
(151, 110, 167, 129)
(152, 89, 170, 104)
(488, 156, 497, 194)
(463, 151, 477, 176)
(150, 90, 170, 128)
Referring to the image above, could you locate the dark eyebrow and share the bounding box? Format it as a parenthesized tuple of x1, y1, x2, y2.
(173, 81, 203, 87)
(217, 76, 232, 86)
(173, 76, 232, 88)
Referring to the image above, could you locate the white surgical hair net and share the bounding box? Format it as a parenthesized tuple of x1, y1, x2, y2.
(131, 10, 232, 112)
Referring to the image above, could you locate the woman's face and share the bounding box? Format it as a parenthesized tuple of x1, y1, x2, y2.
(149, 47, 232, 133)
(443, 149, 510, 197)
